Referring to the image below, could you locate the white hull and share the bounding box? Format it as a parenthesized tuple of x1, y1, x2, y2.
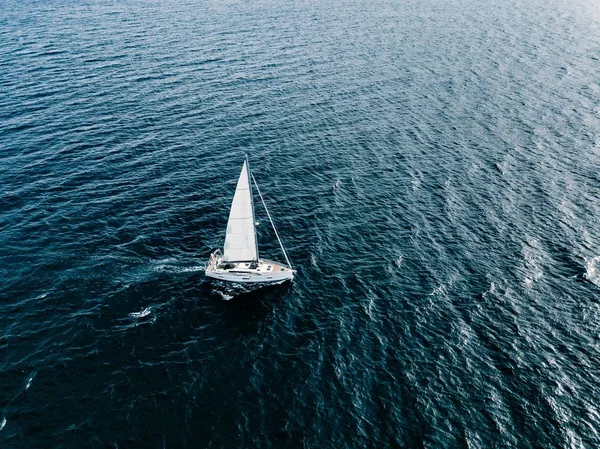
(205, 250, 295, 284)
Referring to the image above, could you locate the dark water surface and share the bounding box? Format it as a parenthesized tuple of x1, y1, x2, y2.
(1, 0, 600, 447)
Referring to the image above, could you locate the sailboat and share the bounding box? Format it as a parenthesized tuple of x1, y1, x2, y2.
(205, 156, 296, 284)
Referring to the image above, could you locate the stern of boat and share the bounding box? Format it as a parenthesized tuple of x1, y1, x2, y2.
(205, 249, 221, 275)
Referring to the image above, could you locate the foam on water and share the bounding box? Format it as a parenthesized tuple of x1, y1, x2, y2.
(585, 256, 600, 287)
(130, 307, 152, 318)
(25, 372, 36, 391)
(218, 292, 234, 301)
(154, 265, 205, 274)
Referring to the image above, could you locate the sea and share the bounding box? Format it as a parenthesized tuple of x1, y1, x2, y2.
(1, 0, 600, 447)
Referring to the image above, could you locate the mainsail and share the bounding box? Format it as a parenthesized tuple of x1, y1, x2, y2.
(222, 161, 258, 262)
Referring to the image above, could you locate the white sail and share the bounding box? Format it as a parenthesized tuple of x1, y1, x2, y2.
(223, 161, 257, 262)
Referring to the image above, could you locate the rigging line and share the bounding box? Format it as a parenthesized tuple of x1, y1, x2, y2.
(250, 172, 294, 270)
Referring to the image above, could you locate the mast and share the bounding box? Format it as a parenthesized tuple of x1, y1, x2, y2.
(250, 171, 293, 269)
(246, 155, 260, 261)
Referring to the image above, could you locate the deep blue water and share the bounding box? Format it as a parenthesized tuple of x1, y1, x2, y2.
(1, 0, 600, 447)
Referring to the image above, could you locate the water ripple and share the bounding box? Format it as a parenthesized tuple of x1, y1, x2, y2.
(1, 0, 600, 447)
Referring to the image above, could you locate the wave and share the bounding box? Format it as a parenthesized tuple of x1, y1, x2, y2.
(26, 372, 36, 390)
(153, 265, 205, 274)
(584, 256, 600, 287)
(130, 307, 152, 318)
(218, 292, 234, 301)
